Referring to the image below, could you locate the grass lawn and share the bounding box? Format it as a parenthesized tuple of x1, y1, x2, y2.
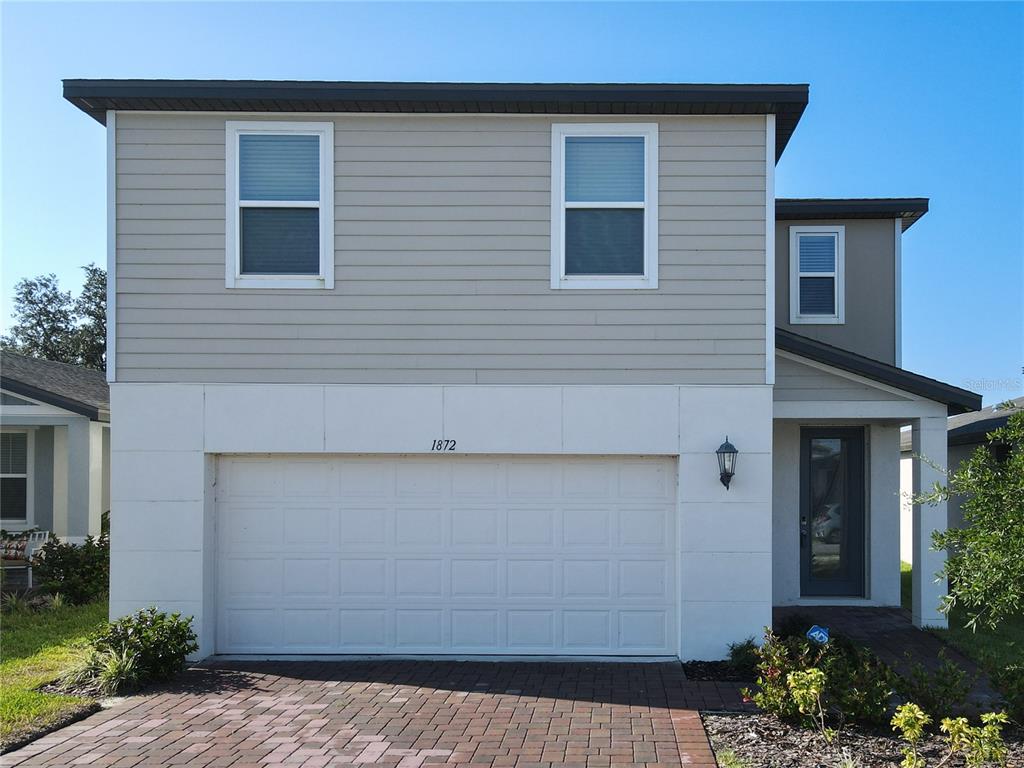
(901, 561, 1023, 672)
(0, 601, 108, 750)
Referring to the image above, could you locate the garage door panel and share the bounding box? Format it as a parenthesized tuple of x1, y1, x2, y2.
(395, 507, 444, 545)
(221, 557, 279, 598)
(283, 609, 335, 648)
(339, 558, 387, 597)
(451, 507, 500, 545)
(339, 506, 389, 545)
(618, 507, 670, 546)
(506, 507, 556, 547)
(217, 455, 677, 655)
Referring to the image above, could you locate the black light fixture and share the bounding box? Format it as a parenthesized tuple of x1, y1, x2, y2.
(716, 437, 738, 490)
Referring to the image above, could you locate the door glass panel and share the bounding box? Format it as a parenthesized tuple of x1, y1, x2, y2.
(808, 437, 847, 581)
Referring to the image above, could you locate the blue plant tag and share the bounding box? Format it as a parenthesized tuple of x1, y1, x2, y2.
(806, 625, 830, 644)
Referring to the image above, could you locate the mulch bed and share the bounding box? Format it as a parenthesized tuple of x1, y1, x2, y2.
(703, 712, 1024, 768)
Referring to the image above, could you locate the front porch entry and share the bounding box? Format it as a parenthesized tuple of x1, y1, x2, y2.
(773, 351, 954, 629)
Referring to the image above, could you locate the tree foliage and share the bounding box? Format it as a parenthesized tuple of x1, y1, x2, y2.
(1, 265, 106, 370)
(919, 407, 1024, 631)
(72, 264, 107, 369)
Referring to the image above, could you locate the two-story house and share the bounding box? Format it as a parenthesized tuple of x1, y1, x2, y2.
(64, 80, 980, 659)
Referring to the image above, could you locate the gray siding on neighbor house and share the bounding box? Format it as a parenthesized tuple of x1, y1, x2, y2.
(115, 113, 767, 384)
(773, 354, 913, 403)
(775, 218, 897, 365)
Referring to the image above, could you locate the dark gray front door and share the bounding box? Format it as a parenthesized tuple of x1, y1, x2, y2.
(800, 428, 866, 597)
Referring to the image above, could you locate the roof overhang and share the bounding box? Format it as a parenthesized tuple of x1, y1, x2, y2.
(776, 329, 981, 416)
(0, 377, 108, 422)
(776, 198, 929, 231)
(63, 79, 809, 160)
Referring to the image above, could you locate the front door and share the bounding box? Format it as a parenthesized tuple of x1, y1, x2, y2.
(800, 428, 866, 597)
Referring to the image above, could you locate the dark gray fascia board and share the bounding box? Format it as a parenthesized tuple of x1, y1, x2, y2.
(776, 329, 981, 416)
(776, 198, 929, 231)
(62, 79, 809, 160)
(0, 377, 107, 422)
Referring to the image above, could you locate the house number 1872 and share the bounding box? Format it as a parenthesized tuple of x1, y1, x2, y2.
(431, 439, 457, 451)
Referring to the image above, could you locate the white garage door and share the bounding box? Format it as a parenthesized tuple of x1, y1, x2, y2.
(216, 455, 677, 655)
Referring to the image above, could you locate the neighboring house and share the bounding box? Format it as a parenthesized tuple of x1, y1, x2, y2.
(899, 396, 1023, 564)
(64, 79, 980, 660)
(0, 351, 110, 542)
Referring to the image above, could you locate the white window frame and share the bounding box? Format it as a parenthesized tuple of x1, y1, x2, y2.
(790, 225, 845, 324)
(225, 121, 335, 290)
(550, 123, 659, 290)
(1, 428, 34, 529)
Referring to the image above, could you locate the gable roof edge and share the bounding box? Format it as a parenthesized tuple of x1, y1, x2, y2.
(776, 329, 981, 415)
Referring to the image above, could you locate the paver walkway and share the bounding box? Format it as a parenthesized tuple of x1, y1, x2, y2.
(5, 660, 749, 768)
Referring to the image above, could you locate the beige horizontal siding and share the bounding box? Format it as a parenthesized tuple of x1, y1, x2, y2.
(115, 113, 767, 384)
(773, 355, 913, 403)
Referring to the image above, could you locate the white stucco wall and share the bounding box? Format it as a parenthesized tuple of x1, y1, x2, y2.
(110, 382, 774, 660)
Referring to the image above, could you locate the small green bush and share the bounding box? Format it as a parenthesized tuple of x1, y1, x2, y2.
(1, 591, 33, 614)
(991, 664, 1023, 723)
(892, 702, 931, 768)
(32, 533, 109, 604)
(96, 608, 198, 682)
(823, 635, 896, 726)
(727, 637, 759, 679)
(58, 607, 197, 695)
(898, 649, 972, 719)
(60, 646, 140, 696)
(941, 712, 1010, 767)
(743, 629, 893, 727)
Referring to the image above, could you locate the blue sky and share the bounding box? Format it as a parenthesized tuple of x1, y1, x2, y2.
(2, 1, 1021, 404)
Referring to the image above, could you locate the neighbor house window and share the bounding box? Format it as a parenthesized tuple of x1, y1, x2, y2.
(790, 226, 845, 324)
(225, 121, 334, 289)
(550, 124, 658, 289)
(1, 431, 31, 523)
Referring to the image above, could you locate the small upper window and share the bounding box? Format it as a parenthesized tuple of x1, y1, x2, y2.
(790, 226, 845, 324)
(225, 122, 334, 289)
(551, 124, 658, 289)
(1, 431, 30, 522)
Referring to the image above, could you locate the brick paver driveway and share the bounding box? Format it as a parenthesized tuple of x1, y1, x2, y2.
(5, 661, 746, 768)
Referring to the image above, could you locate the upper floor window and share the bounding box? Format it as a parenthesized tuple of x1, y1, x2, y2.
(1, 430, 31, 523)
(225, 122, 334, 289)
(550, 124, 659, 290)
(790, 225, 845, 324)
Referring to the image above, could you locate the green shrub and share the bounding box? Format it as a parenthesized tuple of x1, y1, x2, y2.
(59, 646, 140, 696)
(95, 608, 198, 682)
(892, 702, 931, 768)
(991, 664, 1023, 723)
(787, 667, 834, 742)
(822, 635, 896, 726)
(743, 629, 893, 727)
(32, 533, 109, 604)
(941, 712, 1009, 767)
(727, 637, 759, 679)
(1, 591, 33, 614)
(743, 630, 811, 720)
(58, 607, 197, 695)
(898, 649, 972, 719)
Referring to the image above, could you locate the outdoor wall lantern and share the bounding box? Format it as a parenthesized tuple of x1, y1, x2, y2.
(716, 437, 738, 490)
